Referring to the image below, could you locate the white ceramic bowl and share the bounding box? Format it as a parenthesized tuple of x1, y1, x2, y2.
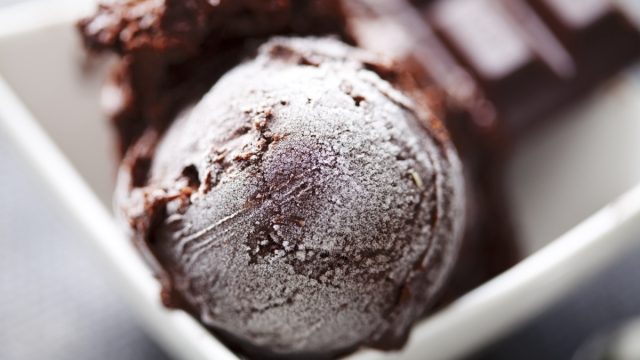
(2, 1, 640, 359)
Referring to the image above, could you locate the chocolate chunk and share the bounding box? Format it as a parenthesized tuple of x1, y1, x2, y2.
(429, 0, 563, 131)
(528, 0, 640, 77)
(345, 0, 506, 154)
(400, 0, 640, 135)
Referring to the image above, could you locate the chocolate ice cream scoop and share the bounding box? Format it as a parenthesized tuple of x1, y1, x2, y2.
(115, 37, 465, 358)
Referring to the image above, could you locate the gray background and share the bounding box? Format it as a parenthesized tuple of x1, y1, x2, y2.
(2, 1, 640, 360)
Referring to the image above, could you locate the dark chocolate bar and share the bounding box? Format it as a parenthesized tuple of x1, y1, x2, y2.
(429, 0, 566, 132)
(346, 0, 507, 162)
(429, 0, 640, 135)
(348, 0, 640, 145)
(527, 0, 640, 76)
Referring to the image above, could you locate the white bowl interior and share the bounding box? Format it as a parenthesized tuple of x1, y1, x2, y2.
(0, 16, 115, 206)
(507, 76, 640, 253)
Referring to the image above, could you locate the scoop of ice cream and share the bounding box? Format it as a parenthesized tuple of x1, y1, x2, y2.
(115, 37, 465, 358)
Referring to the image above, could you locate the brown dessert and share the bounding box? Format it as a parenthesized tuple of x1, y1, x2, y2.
(114, 37, 465, 358)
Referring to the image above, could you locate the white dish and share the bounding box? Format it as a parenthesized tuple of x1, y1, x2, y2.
(1, 1, 640, 359)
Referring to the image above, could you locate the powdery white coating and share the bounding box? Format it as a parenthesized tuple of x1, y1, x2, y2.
(116, 37, 465, 358)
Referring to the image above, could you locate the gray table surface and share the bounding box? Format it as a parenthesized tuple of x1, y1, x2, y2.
(2, 1, 640, 360)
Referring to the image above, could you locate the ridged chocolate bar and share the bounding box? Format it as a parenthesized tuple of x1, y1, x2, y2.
(348, 0, 640, 148)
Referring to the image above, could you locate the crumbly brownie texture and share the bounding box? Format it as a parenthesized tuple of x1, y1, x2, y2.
(78, 0, 348, 154)
(115, 37, 465, 358)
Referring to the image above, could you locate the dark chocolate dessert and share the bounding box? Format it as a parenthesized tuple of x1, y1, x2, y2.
(115, 37, 465, 358)
(78, 0, 640, 358)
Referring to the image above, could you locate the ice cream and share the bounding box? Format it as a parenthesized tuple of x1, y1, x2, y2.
(114, 37, 465, 358)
